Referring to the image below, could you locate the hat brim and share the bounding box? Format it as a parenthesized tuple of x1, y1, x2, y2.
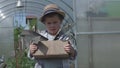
(40, 10, 65, 23)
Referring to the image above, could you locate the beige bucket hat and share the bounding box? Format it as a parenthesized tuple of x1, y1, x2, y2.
(40, 4, 65, 22)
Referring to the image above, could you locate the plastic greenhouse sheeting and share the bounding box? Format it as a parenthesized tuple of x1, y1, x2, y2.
(0, 17, 14, 60)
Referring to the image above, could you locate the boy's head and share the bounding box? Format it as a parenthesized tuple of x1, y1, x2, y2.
(40, 4, 65, 23)
(40, 4, 65, 35)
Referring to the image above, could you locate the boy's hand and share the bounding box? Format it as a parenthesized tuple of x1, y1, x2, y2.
(64, 43, 75, 57)
(30, 43, 38, 55)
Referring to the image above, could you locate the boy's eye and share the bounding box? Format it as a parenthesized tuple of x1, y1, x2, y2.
(53, 22, 57, 24)
(47, 22, 52, 25)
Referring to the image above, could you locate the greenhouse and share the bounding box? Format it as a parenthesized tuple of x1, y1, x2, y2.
(0, 0, 120, 68)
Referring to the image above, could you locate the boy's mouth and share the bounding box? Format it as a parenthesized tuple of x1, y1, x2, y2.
(50, 29, 56, 31)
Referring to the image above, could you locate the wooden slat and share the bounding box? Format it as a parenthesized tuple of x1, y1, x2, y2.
(33, 40, 69, 59)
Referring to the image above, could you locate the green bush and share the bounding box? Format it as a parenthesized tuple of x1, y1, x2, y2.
(6, 51, 35, 68)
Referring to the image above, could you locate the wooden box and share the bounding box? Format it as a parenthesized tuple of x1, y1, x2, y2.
(33, 40, 69, 59)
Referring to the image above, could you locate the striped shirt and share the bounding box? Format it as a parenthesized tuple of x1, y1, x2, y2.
(28, 30, 76, 68)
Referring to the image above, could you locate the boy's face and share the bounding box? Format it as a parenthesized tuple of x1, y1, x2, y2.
(44, 15, 61, 35)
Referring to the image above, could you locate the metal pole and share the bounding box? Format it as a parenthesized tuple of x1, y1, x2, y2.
(76, 31, 120, 35)
(87, 17, 94, 68)
(73, 0, 78, 68)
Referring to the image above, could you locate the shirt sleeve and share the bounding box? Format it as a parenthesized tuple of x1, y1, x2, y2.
(68, 39, 77, 60)
(27, 49, 35, 60)
(27, 40, 35, 60)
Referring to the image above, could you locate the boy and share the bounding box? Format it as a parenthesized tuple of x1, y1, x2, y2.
(28, 4, 76, 68)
